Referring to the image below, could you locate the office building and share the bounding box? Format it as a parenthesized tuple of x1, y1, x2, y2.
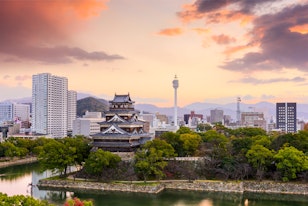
(0, 102, 30, 125)
(210, 109, 224, 124)
(73, 111, 103, 137)
(32, 73, 76, 138)
(241, 112, 267, 130)
(276, 102, 297, 133)
(184, 111, 203, 126)
(0, 102, 13, 124)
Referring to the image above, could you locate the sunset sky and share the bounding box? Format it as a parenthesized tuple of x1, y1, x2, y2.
(0, 0, 308, 107)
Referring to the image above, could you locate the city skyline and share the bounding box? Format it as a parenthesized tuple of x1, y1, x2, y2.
(0, 0, 308, 107)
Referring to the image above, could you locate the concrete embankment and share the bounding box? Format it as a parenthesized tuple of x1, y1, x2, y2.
(37, 179, 308, 195)
(0, 157, 38, 168)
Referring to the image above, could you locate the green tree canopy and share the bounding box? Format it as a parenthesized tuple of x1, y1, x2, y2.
(231, 137, 253, 156)
(176, 126, 192, 135)
(0, 192, 53, 206)
(134, 139, 175, 182)
(251, 135, 272, 148)
(180, 133, 202, 156)
(196, 123, 212, 132)
(84, 149, 121, 178)
(38, 139, 77, 176)
(160, 131, 184, 156)
(274, 145, 308, 181)
(230, 127, 266, 138)
(246, 144, 274, 180)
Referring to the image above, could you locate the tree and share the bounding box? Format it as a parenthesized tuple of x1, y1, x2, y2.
(180, 133, 202, 156)
(246, 145, 274, 180)
(176, 126, 192, 135)
(231, 137, 253, 156)
(134, 139, 175, 182)
(196, 123, 212, 132)
(84, 149, 121, 179)
(230, 127, 266, 138)
(202, 130, 228, 158)
(274, 146, 308, 181)
(1, 142, 20, 159)
(0, 192, 53, 206)
(251, 135, 272, 148)
(61, 136, 91, 168)
(160, 132, 183, 156)
(38, 139, 77, 176)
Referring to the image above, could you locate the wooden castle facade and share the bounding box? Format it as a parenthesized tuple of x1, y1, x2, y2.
(91, 94, 152, 152)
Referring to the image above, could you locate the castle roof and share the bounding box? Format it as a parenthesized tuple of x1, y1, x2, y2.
(110, 94, 135, 104)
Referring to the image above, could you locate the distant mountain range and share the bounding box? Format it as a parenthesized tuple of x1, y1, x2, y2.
(135, 101, 308, 122)
(4, 95, 308, 121)
(77, 97, 108, 117)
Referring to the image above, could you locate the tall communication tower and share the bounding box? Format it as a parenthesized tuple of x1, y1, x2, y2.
(173, 75, 179, 127)
(236, 97, 241, 124)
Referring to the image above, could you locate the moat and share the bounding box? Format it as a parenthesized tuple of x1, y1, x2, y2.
(0, 163, 307, 206)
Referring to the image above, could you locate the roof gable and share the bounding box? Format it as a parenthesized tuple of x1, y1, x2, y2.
(102, 125, 126, 134)
(107, 114, 126, 123)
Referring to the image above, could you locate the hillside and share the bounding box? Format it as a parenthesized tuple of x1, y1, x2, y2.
(77, 97, 109, 117)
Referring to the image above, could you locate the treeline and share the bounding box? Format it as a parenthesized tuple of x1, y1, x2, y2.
(160, 125, 308, 182)
(1, 126, 308, 183)
(77, 125, 308, 182)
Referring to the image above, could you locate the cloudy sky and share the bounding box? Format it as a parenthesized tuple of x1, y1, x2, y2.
(0, 0, 308, 107)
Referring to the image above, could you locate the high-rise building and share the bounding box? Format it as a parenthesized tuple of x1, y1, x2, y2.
(0, 102, 30, 124)
(210, 109, 224, 124)
(0, 102, 13, 124)
(276, 102, 297, 133)
(32, 73, 76, 138)
(67, 90, 77, 132)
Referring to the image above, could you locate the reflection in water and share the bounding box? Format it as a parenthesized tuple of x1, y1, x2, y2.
(199, 199, 213, 206)
(1, 163, 308, 206)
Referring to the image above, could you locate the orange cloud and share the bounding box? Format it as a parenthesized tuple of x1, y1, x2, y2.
(290, 23, 308, 34)
(177, 4, 206, 23)
(224, 45, 253, 56)
(0, 0, 107, 44)
(157, 28, 183, 36)
(212, 34, 236, 45)
(0, 0, 118, 64)
(192, 28, 211, 35)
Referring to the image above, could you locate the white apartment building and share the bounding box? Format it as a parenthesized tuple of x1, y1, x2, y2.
(32, 73, 76, 138)
(67, 90, 77, 131)
(73, 111, 103, 137)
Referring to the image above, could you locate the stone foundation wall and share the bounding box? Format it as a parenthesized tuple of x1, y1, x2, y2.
(38, 180, 164, 194)
(0, 157, 37, 168)
(38, 179, 308, 195)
